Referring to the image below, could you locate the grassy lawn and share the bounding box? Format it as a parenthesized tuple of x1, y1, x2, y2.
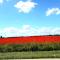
(0, 51, 60, 59)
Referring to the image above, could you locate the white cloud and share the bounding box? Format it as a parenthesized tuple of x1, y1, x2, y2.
(0, 0, 3, 4)
(46, 8, 60, 16)
(0, 25, 60, 37)
(51, 28, 60, 34)
(14, 0, 37, 13)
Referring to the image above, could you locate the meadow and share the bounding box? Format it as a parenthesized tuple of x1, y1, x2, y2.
(0, 51, 60, 59)
(0, 35, 60, 59)
(0, 43, 60, 59)
(0, 36, 60, 44)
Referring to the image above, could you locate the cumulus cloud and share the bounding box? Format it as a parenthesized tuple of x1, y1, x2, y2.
(46, 8, 60, 16)
(0, 25, 60, 37)
(14, 0, 37, 13)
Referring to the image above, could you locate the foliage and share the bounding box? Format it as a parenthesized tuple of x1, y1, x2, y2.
(0, 43, 60, 52)
(0, 51, 60, 59)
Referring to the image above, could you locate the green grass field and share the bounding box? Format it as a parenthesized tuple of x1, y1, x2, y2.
(0, 51, 60, 59)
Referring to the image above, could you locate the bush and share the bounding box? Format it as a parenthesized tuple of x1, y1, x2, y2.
(0, 43, 60, 52)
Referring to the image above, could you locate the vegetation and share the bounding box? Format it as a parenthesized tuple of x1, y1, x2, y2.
(0, 35, 60, 59)
(0, 51, 60, 59)
(48, 34, 60, 36)
(0, 43, 60, 52)
(0, 36, 3, 38)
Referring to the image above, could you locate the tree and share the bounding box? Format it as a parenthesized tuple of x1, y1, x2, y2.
(0, 36, 2, 38)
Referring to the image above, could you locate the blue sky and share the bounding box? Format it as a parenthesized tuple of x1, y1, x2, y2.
(0, 0, 60, 37)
